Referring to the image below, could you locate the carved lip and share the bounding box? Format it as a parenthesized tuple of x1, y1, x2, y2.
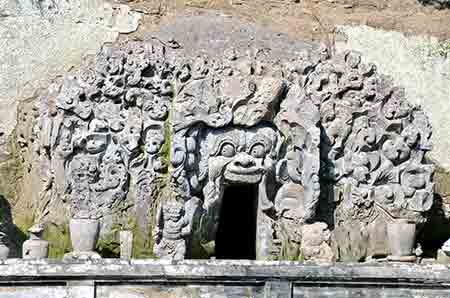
(224, 167, 264, 183)
(226, 166, 264, 176)
(86, 144, 105, 153)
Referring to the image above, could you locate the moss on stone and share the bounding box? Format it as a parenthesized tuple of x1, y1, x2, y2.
(0, 129, 30, 257)
(279, 238, 301, 261)
(160, 110, 172, 171)
(435, 166, 450, 198)
(190, 240, 211, 259)
(417, 165, 450, 253)
(129, 217, 155, 258)
(43, 222, 72, 259)
(0, 128, 22, 206)
(96, 223, 121, 258)
(0, 160, 19, 205)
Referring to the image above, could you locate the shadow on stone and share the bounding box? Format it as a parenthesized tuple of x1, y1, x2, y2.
(0, 194, 27, 257)
(417, 193, 450, 257)
(215, 184, 258, 260)
(417, 0, 450, 9)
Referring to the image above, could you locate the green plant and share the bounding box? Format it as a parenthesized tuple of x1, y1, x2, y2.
(433, 40, 450, 57)
(418, 40, 450, 58)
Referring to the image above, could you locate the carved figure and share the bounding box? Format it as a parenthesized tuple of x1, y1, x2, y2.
(301, 222, 334, 263)
(153, 186, 190, 260)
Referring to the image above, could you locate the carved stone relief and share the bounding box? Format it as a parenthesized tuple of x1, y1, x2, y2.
(29, 38, 434, 261)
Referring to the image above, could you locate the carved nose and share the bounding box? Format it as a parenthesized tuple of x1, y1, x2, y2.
(233, 153, 255, 168)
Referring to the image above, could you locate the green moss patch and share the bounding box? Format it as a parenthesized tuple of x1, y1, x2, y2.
(96, 223, 121, 258)
(435, 166, 450, 198)
(43, 222, 72, 259)
(129, 217, 155, 259)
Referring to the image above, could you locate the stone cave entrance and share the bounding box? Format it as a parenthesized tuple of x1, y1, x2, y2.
(215, 184, 258, 260)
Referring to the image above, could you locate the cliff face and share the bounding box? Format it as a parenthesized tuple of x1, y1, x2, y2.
(0, 0, 142, 256)
(1, 0, 450, 259)
(0, 0, 142, 147)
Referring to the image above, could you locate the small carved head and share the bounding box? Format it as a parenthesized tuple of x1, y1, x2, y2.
(144, 126, 165, 155)
(85, 133, 108, 154)
(116, 108, 142, 152)
(401, 125, 420, 148)
(382, 136, 411, 164)
(142, 96, 169, 121)
(70, 156, 98, 184)
(58, 126, 73, 153)
(381, 88, 411, 120)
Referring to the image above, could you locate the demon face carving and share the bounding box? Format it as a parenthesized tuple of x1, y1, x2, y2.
(205, 124, 281, 185)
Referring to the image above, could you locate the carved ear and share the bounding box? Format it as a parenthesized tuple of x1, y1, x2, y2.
(272, 129, 284, 158)
(197, 132, 209, 183)
(276, 159, 290, 184)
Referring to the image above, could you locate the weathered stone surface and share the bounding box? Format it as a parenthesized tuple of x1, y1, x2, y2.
(293, 286, 450, 298)
(0, 286, 68, 298)
(301, 222, 334, 263)
(7, 13, 432, 262)
(335, 25, 450, 256)
(0, 260, 449, 298)
(2, 13, 436, 262)
(11, 14, 317, 260)
(437, 249, 450, 264)
(0, 0, 145, 257)
(97, 284, 264, 298)
(120, 230, 133, 260)
(335, 25, 450, 171)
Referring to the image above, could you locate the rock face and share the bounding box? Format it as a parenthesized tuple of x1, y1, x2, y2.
(17, 14, 434, 261)
(0, 0, 143, 257)
(335, 25, 450, 171)
(335, 25, 450, 254)
(5, 15, 435, 261)
(0, 0, 142, 161)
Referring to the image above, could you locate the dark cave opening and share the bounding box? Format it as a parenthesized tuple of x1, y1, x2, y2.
(215, 184, 258, 260)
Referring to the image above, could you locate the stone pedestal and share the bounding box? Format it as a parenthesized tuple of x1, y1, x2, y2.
(387, 220, 417, 262)
(120, 230, 133, 260)
(437, 249, 450, 264)
(64, 216, 101, 261)
(23, 225, 49, 259)
(0, 241, 9, 260)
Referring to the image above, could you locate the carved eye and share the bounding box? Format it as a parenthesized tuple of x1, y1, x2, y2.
(324, 113, 335, 122)
(220, 143, 235, 158)
(250, 144, 265, 158)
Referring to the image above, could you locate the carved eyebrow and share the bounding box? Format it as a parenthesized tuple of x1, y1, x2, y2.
(247, 134, 272, 153)
(210, 137, 236, 156)
(246, 141, 266, 154)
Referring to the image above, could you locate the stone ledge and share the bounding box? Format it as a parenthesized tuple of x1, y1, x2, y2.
(1, 261, 449, 298)
(0, 260, 448, 284)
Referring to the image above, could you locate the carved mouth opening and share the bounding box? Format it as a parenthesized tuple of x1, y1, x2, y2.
(215, 184, 258, 260)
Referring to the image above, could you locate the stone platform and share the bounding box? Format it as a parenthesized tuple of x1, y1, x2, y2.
(0, 260, 450, 297)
